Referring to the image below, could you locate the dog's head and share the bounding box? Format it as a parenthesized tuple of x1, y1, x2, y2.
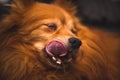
(1, 0, 120, 80)
(0, 0, 82, 69)
(26, 2, 82, 68)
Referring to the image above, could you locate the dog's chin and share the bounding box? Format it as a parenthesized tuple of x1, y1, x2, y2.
(43, 49, 72, 69)
(43, 49, 81, 70)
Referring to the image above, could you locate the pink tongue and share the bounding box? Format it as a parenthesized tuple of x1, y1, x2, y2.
(45, 40, 67, 57)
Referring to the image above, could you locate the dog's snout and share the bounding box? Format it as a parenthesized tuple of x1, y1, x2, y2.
(69, 37, 82, 49)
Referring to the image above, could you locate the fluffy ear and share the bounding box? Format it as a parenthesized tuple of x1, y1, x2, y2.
(11, 0, 35, 11)
(53, 0, 76, 15)
(0, 0, 35, 33)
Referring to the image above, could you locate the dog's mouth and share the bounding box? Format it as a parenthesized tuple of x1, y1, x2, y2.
(45, 40, 72, 68)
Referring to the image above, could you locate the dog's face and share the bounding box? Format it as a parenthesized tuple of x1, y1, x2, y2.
(24, 3, 81, 68)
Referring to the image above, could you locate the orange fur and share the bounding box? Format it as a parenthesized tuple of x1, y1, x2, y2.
(0, 0, 120, 80)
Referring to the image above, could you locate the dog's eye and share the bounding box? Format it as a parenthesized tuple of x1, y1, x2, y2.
(47, 24, 57, 31)
(71, 28, 77, 34)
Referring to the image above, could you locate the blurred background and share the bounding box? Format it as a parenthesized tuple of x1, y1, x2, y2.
(0, 0, 10, 19)
(0, 0, 9, 3)
(0, 0, 120, 32)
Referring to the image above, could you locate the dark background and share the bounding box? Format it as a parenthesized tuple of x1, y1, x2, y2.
(0, 0, 120, 32)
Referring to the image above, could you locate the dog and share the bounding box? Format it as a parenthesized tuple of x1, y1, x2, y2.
(0, 0, 120, 80)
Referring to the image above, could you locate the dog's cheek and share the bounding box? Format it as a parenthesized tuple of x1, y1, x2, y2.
(34, 42, 45, 51)
(31, 28, 55, 41)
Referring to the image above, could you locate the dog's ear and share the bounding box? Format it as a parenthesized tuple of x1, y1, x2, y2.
(0, 0, 36, 33)
(53, 0, 76, 15)
(11, 0, 35, 11)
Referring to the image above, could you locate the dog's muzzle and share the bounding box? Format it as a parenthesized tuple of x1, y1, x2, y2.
(45, 37, 82, 67)
(46, 40, 67, 57)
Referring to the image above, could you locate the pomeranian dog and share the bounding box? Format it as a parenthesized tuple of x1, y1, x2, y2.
(0, 0, 120, 80)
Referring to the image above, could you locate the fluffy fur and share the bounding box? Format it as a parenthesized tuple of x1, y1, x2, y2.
(0, 0, 120, 80)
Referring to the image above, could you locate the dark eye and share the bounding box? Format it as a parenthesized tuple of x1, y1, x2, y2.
(47, 24, 57, 30)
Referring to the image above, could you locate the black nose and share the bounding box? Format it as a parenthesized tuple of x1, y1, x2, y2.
(69, 37, 82, 49)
